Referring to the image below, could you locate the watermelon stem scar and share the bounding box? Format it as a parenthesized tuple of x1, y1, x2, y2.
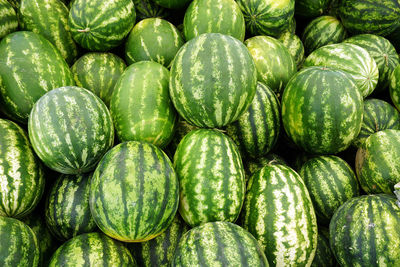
(77, 28, 90, 32)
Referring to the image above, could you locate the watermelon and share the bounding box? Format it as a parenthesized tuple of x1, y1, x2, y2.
(45, 172, 97, 241)
(71, 52, 127, 107)
(295, 0, 332, 18)
(28, 86, 114, 174)
(0, 119, 45, 219)
(241, 164, 318, 266)
(133, 0, 170, 20)
(183, 0, 245, 42)
(169, 33, 257, 128)
(68, 0, 136, 51)
(303, 43, 379, 98)
(391, 64, 400, 110)
(19, 0, 79, 64)
(173, 129, 245, 227)
(302, 15, 347, 55)
(173, 221, 268, 266)
(353, 98, 400, 148)
(111, 61, 177, 148)
(0, 216, 40, 267)
(125, 18, 184, 67)
(48, 232, 136, 266)
(282, 67, 363, 154)
(355, 129, 400, 194)
(338, 0, 400, 36)
(225, 82, 281, 158)
(330, 194, 400, 266)
(344, 34, 400, 92)
(0, 31, 74, 123)
(0, 0, 18, 39)
(90, 141, 179, 242)
(152, 0, 192, 9)
(278, 32, 305, 68)
(236, 0, 295, 38)
(299, 155, 360, 225)
(311, 228, 336, 267)
(245, 36, 296, 95)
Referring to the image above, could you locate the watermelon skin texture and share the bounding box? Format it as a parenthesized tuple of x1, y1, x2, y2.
(278, 32, 305, 68)
(0, 0, 18, 39)
(330, 194, 400, 266)
(173, 221, 269, 266)
(311, 228, 336, 267)
(183, 0, 245, 42)
(68, 0, 136, 51)
(173, 129, 245, 227)
(282, 67, 363, 155)
(241, 164, 318, 266)
(169, 33, 257, 128)
(111, 61, 177, 148)
(390, 65, 400, 111)
(244, 153, 287, 181)
(338, 0, 400, 36)
(295, 0, 332, 18)
(299, 155, 360, 225)
(356, 129, 400, 194)
(0, 31, 74, 123)
(0, 216, 40, 267)
(133, 0, 170, 20)
(28, 86, 114, 175)
(0, 119, 45, 219)
(90, 141, 179, 242)
(153, 0, 192, 9)
(48, 232, 136, 267)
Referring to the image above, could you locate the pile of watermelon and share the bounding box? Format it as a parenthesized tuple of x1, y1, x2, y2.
(2, 0, 400, 266)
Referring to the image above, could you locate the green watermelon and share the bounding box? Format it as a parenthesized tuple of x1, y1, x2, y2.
(278, 32, 305, 68)
(282, 67, 363, 154)
(133, 0, 170, 20)
(183, 0, 245, 42)
(299, 155, 360, 225)
(173, 129, 245, 227)
(0, 216, 40, 267)
(311, 228, 336, 267)
(390, 64, 400, 111)
(245, 35, 296, 95)
(48, 232, 136, 266)
(68, 0, 136, 51)
(295, 0, 332, 18)
(0, 31, 74, 123)
(241, 164, 318, 266)
(152, 0, 192, 9)
(0, 0, 18, 39)
(169, 33, 257, 128)
(0, 119, 45, 219)
(28, 86, 114, 174)
(71, 52, 127, 107)
(355, 129, 400, 194)
(90, 141, 179, 242)
(173, 221, 268, 266)
(330, 194, 400, 266)
(111, 61, 177, 148)
(125, 17, 184, 67)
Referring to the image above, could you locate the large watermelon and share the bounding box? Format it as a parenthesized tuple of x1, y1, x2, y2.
(0, 0, 18, 39)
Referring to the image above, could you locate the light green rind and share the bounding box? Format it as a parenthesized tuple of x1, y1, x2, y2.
(278, 32, 305, 68)
(0, 0, 18, 39)
(390, 64, 400, 111)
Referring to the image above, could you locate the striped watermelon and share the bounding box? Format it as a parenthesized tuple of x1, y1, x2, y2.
(225, 82, 281, 158)
(45, 172, 97, 241)
(330, 194, 400, 266)
(390, 64, 400, 111)
(245, 36, 296, 95)
(0, 119, 45, 219)
(71, 52, 127, 107)
(344, 34, 400, 92)
(0, 31, 74, 123)
(183, 0, 245, 42)
(28, 86, 114, 174)
(90, 141, 179, 242)
(173, 129, 245, 227)
(48, 232, 136, 266)
(338, 0, 400, 36)
(353, 98, 400, 148)
(295, 0, 332, 18)
(0, 216, 40, 267)
(299, 155, 360, 225)
(0, 0, 18, 39)
(68, 0, 136, 51)
(236, 0, 295, 38)
(302, 15, 347, 55)
(173, 221, 268, 266)
(153, 0, 192, 9)
(303, 43, 379, 98)
(169, 33, 257, 128)
(19, 0, 79, 64)
(111, 61, 177, 148)
(278, 32, 305, 68)
(312, 228, 336, 267)
(133, 0, 170, 20)
(129, 214, 189, 267)
(241, 164, 318, 266)
(282, 67, 363, 154)
(125, 18, 184, 67)
(355, 129, 400, 194)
